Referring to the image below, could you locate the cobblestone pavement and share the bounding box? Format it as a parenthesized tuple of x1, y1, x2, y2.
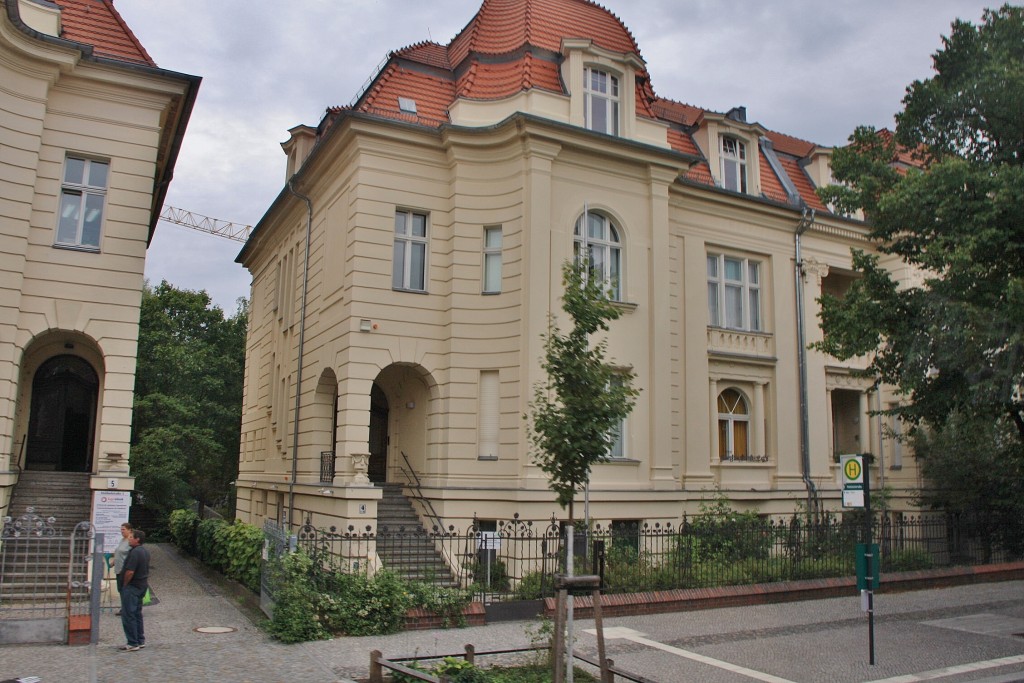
(1, 543, 1023, 683)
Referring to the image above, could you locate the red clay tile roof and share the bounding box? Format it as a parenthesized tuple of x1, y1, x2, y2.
(455, 52, 563, 100)
(55, 0, 155, 67)
(652, 97, 703, 127)
(358, 64, 457, 126)
(777, 155, 828, 212)
(448, 0, 640, 65)
(759, 153, 792, 205)
(336, 0, 857, 215)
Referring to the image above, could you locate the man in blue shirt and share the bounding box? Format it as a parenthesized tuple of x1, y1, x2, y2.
(119, 529, 150, 651)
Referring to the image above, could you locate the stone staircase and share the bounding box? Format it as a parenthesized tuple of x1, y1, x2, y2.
(1, 471, 92, 602)
(376, 485, 459, 586)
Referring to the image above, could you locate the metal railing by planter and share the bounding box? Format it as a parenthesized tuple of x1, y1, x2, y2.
(278, 511, 1020, 601)
(0, 511, 101, 645)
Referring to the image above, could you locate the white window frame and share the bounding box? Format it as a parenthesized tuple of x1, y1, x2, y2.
(719, 136, 747, 193)
(393, 209, 428, 292)
(717, 388, 750, 460)
(56, 156, 108, 250)
(584, 67, 619, 136)
(707, 253, 762, 331)
(482, 226, 502, 294)
(607, 375, 627, 459)
(574, 212, 622, 301)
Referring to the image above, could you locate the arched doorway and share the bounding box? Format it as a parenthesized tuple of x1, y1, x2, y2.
(368, 383, 389, 483)
(25, 355, 98, 472)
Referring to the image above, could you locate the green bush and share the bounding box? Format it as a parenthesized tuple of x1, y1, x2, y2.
(221, 521, 263, 592)
(168, 509, 200, 554)
(196, 518, 229, 570)
(885, 548, 934, 572)
(513, 570, 549, 600)
(407, 582, 472, 627)
(265, 552, 330, 643)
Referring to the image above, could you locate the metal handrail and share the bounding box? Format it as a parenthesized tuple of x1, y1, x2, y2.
(399, 451, 446, 532)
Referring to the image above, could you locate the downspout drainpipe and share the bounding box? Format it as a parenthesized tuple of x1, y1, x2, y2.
(794, 208, 818, 514)
(286, 178, 313, 526)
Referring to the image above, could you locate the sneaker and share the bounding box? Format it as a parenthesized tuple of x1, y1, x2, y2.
(120, 645, 141, 652)
(139, 643, 146, 649)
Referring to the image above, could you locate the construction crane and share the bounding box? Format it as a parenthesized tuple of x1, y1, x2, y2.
(158, 205, 252, 242)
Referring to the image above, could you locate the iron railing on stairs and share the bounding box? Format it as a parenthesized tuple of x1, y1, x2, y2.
(398, 451, 446, 532)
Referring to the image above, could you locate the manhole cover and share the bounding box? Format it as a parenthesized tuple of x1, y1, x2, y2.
(193, 626, 237, 634)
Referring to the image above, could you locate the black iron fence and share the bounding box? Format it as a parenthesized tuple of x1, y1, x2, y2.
(282, 511, 1019, 602)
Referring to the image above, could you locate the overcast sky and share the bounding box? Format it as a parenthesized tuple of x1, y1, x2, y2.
(114, 0, 995, 313)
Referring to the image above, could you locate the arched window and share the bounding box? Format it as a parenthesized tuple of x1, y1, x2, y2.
(574, 212, 622, 300)
(717, 388, 749, 460)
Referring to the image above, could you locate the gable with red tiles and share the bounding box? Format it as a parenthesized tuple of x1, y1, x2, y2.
(55, 0, 154, 66)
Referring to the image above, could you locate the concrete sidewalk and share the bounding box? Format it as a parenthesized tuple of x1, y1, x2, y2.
(1, 543, 1023, 682)
(0, 543, 352, 683)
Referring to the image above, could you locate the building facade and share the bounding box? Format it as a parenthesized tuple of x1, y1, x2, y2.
(0, 0, 198, 517)
(235, 0, 917, 533)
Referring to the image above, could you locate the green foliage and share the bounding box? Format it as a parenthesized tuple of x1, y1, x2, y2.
(815, 6, 1024, 537)
(910, 411, 1024, 559)
(527, 261, 640, 519)
(196, 518, 229, 570)
(167, 508, 199, 554)
(265, 552, 330, 643)
(884, 548, 934, 572)
(220, 522, 264, 592)
(131, 282, 247, 525)
(467, 555, 511, 592)
(688, 490, 773, 563)
(513, 570, 547, 600)
(406, 581, 472, 628)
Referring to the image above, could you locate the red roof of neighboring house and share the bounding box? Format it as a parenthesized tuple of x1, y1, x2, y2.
(55, 0, 155, 67)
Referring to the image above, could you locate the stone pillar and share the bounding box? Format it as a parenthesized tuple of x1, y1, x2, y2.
(708, 377, 719, 461)
(753, 381, 766, 458)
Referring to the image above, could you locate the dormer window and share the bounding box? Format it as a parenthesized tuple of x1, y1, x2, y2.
(720, 136, 747, 193)
(584, 67, 619, 136)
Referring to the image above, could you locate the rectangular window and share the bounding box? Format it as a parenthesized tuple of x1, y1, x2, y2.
(478, 370, 499, 459)
(584, 67, 619, 136)
(720, 137, 747, 193)
(707, 253, 762, 331)
(56, 156, 108, 249)
(393, 209, 428, 292)
(482, 226, 502, 293)
(608, 375, 626, 458)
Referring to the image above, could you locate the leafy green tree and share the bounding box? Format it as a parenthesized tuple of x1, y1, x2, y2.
(816, 5, 1024, 441)
(815, 5, 1024, 546)
(527, 261, 639, 521)
(131, 281, 247, 524)
(909, 411, 1024, 559)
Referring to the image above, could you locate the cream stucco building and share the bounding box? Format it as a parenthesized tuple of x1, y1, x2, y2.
(0, 0, 198, 518)
(235, 0, 918, 533)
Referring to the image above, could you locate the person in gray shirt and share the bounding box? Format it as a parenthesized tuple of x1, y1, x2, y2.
(119, 529, 150, 651)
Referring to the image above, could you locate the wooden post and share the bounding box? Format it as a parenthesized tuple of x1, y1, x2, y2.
(553, 587, 567, 683)
(592, 588, 611, 683)
(369, 650, 383, 683)
(464, 643, 476, 665)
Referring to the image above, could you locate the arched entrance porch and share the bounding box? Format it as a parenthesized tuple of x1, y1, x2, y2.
(367, 364, 433, 485)
(25, 354, 99, 472)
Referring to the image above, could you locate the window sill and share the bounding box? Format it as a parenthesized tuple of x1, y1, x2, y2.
(477, 455, 498, 461)
(481, 290, 501, 296)
(712, 458, 772, 466)
(612, 301, 638, 314)
(603, 457, 640, 465)
(392, 287, 428, 295)
(53, 242, 100, 253)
